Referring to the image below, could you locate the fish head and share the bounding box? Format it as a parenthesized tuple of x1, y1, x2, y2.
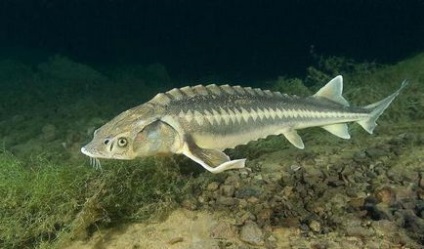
(81, 103, 161, 161)
(81, 128, 137, 160)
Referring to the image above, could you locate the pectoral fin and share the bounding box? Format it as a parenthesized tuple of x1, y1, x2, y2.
(181, 137, 246, 173)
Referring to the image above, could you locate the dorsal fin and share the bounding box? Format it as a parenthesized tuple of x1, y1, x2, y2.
(313, 75, 349, 106)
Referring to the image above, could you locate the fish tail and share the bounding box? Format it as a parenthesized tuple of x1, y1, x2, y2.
(357, 80, 408, 134)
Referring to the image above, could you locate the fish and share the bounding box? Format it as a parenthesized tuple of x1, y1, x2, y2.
(81, 75, 408, 173)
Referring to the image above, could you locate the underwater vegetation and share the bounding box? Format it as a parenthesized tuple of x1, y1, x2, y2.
(0, 52, 423, 248)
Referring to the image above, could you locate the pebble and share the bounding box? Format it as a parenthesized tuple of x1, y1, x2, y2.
(181, 198, 198, 211)
(167, 237, 183, 245)
(239, 221, 264, 246)
(365, 147, 387, 159)
(209, 221, 237, 239)
(224, 174, 241, 189)
(235, 186, 262, 199)
(216, 196, 238, 206)
(206, 182, 219, 191)
(353, 151, 368, 162)
(375, 186, 396, 205)
(235, 211, 255, 225)
(309, 220, 321, 233)
(344, 217, 375, 237)
(348, 197, 365, 210)
(220, 184, 235, 197)
(257, 208, 273, 225)
(188, 240, 219, 249)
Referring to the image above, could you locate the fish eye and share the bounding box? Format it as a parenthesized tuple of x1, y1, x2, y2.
(117, 137, 128, 147)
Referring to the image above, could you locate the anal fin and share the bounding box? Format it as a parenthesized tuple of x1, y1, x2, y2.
(321, 123, 351, 139)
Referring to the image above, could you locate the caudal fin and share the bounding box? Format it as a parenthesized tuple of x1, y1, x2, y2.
(357, 80, 408, 134)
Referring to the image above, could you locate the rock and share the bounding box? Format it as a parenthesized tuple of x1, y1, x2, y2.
(353, 151, 368, 163)
(181, 198, 198, 211)
(235, 186, 262, 199)
(257, 208, 273, 225)
(364, 196, 393, 221)
(281, 186, 293, 198)
(348, 197, 365, 210)
(416, 200, 424, 218)
(220, 184, 235, 197)
(235, 211, 255, 226)
(209, 221, 237, 239)
(167, 237, 183, 245)
(343, 216, 375, 237)
(216, 196, 238, 206)
(309, 220, 322, 233)
(224, 174, 242, 189)
(371, 220, 403, 245)
(206, 182, 219, 191)
(247, 196, 260, 204)
(365, 147, 387, 159)
(187, 239, 219, 249)
(239, 221, 264, 246)
(375, 186, 396, 205)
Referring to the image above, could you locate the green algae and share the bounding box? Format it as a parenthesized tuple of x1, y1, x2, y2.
(0, 151, 85, 248)
(0, 151, 185, 249)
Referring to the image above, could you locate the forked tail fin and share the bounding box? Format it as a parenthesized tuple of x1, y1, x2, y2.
(357, 80, 409, 134)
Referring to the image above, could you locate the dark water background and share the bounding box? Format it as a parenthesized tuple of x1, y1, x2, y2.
(1, 0, 424, 83)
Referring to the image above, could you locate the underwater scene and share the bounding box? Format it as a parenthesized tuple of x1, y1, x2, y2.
(1, 1, 424, 249)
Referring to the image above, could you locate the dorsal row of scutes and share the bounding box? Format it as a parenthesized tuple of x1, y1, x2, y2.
(150, 84, 286, 106)
(313, 75, 350, 106)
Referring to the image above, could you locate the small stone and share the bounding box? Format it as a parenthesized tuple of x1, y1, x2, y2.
(257, 208, 273, 225)
(181, 198, 198, 210)
(167, 237, 183, 245)
(344, 217, 375, 237)
(348, 197, 365, 209)
(188, 239, 219, 249)
(238, 199, 248, 208)
(225, 174, 241, 188)
(281, 186, 293, 198)
(235, 186, 262, 199)
(365, 147, 386, 159)
(375, 186, 396, 205)
(220, 184, 235, 197)
(207, 182, 219, 191)
(239, 221, 264, 246)
(217, 196, 238, 206)
(309, 220, 321, 233)
(353, 151, 367, 162)
(247, 196, 259, 204)
(236, 211, 255, 225)
(210, 221, 237, 239)
(253, 174, 263, 181)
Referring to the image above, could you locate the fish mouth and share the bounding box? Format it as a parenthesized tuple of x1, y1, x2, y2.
(81, 146, 103, 169)
(80, 145, 107, 158)
(80, 146, 95, 157)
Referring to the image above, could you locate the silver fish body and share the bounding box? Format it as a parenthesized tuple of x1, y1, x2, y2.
(81, 75, 408, 173)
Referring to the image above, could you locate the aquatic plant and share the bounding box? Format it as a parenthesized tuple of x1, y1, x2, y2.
(0, 150, 185, 249)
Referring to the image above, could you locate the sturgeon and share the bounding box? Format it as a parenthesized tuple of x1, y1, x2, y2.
(81, 75, 408, 173)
